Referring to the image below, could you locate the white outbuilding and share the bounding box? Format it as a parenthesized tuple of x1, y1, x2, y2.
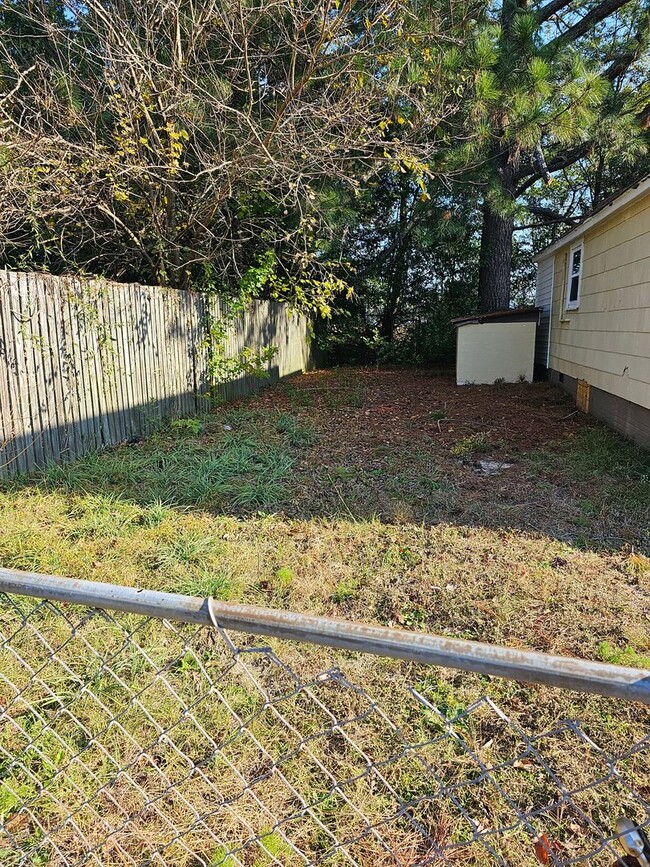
(453, 308, 541, 386)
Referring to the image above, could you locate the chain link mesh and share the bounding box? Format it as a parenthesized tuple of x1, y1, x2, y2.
(0, 590, 648, 866)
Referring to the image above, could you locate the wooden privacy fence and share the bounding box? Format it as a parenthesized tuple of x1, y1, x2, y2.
(0, 270, 312, 477)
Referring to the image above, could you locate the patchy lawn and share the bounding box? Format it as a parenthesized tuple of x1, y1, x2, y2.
(0, 367, 649, 865)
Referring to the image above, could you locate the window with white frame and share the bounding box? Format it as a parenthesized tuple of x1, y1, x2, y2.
(566, 243, 583, 309)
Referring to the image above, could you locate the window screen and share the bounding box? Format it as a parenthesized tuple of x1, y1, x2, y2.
(567, 247, 581, 305)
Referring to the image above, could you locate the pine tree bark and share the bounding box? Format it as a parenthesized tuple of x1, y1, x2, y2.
(475, 0, 523, 314)
(477, 201, 514, 312)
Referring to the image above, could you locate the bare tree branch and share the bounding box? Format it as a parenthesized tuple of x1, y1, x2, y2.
(524, 203, 582, 223)
(548, 0, 635, 47)
(534, 0, 575, 24)
(0, 0, 464, 302)
(514, 143, 592, 190)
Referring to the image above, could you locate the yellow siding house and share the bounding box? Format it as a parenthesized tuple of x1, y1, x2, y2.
(534, 176, 650, 449)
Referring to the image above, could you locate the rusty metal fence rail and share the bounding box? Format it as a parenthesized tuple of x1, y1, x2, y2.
(0, 572, 649, 866)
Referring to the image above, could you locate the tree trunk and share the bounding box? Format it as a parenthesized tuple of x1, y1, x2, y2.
(477, 202, 514, 312)
(475, 0, 524, 314)
(380, 179, 410, 339)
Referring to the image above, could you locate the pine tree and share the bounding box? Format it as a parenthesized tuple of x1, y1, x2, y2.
(453, 0, 650, 311)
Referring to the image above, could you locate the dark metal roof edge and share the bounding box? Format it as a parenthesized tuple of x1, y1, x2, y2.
(452, 306, 542, 327)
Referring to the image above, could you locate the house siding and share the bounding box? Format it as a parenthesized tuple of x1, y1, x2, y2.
(549, 369, 650, 449)
(534, 257, 554, 371)
(547, 189, 650, 416)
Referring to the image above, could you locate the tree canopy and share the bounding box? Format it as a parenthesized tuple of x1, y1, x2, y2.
(1, 0, 648, 347)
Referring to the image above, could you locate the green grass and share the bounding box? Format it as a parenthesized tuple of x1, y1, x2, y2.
(598, 640, 650, 669)
(525, 427, 650, 546)
(330, 578, 358, 605)
(281, 381, 314, 408)
(527, 426, 650, 491)
(0, 370, 649, 866)
(273, 412, 315, 447)
(34, 413, 299, 511)
(323, 386, 364, 409)
(450, 433, 490, 457)
(274, 566, 294, 588)
(561, 426, 650, 481)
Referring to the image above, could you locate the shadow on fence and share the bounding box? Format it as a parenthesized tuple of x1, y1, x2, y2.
(0, 270, 312, 479)
(0, 362, 291, 469)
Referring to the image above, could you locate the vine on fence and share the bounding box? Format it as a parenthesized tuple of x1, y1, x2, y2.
(203, 304, 278, 394)
(201, 285, 278, 400)
(65, 277, 118, 376)
(199, 249, 346, 399)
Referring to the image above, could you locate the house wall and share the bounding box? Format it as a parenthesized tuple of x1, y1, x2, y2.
(541, 188, 650, 447)
(456, 322, 536, 385)
(534, 257, 554, 372)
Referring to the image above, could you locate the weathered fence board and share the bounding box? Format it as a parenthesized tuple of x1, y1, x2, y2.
(0, 270, 312, 477)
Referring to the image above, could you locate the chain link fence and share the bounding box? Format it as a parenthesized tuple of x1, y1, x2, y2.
(0, 582, 649, 867)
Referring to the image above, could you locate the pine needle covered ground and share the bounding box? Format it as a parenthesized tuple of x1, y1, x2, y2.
(0, 368, 648, 865)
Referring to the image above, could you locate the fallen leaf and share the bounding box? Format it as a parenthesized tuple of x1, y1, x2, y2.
(5, 812, 29, 833)
(514, 758, 537, 770)
(533, 834, 552, 864)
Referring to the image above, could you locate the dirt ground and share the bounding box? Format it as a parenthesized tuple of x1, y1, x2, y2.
(1, 366, 649, 866)
(255, 367, 649, 549)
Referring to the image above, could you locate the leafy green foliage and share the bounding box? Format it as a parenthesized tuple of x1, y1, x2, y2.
(200, 291, 278, 396)
(171, 418, 204, 435)
(0, 0, 474, 318)
(316, 176, 484, 364)
(2, 0, 647, 353)
(444, 0, 650, 309)
(34, 414, 300, 512)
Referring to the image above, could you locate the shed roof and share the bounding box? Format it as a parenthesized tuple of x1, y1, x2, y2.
(452, 307, 541, 327)
(533, 174, 650, 262)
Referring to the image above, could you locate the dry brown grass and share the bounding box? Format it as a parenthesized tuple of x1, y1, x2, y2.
(0, 368, 649, 865)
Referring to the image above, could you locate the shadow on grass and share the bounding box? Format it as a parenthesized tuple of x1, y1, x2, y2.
(2, 369, 649, 867)
(1, 370, 649, 679)
(2, 369, 649, 556)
